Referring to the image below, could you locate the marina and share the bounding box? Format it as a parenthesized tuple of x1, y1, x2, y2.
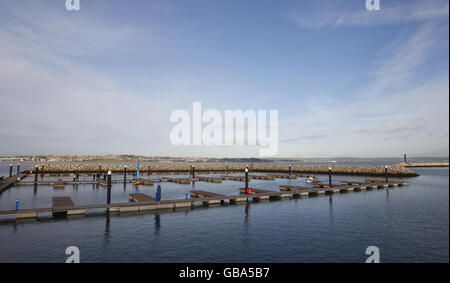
(0, 165, 408, 220)
(0, 163, 447, 263)
(0, 0, 448, 265)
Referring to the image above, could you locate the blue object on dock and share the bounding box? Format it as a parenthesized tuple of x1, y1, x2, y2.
(155, 185, 161, 202)
(15, 199, 19, 211)
(136, 160, 140, 180)
(185, 193, 189, 200)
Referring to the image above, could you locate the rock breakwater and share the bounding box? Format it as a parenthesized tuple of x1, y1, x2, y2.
(29, 163, 419, 177)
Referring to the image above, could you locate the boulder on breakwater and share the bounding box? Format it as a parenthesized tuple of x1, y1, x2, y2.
(30, 163, 419, 177)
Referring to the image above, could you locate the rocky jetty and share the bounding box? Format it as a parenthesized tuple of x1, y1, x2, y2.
(402, 162, 449, 168)
(30, 163, 419, 177)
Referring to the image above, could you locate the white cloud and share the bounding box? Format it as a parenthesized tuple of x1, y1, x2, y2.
(0, 2, 175, 155)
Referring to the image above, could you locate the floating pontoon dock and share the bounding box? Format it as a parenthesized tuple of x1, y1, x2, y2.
(0, 180, 409, 220)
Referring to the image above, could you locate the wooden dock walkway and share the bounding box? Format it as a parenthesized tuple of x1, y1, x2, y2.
(0, 181, 409, 220)
(197, 176, 223, 183)
(313, 183, 342, 188)
(190, 190, 226, 198)
(340, 180, 364, 185)
(222, 176, 248, 181)
(160, 177, 192, 184)
(15, 179, 155, 187)
(295, 174, 317, 178)
(250, 175, 275, 180)
(239, 187, 292, 199)
(0, 174, 27, 193)
(52, 196, 75, 207)
(190, 190, 228, 204)
(270, 174, 297, 179)
(52, 197, 85, 216)
(129, 193, 155, 202)
(279, 185, 296, 191)
(53, 180, 65, 188)
(129, 179, 155, 186)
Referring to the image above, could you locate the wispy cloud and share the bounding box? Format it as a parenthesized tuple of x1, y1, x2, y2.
(354, 124, 426, 135)
(291, 0, 449, 28)
(281, 134, 328, 143)
(361, 22, 442, 97)
(278, 17, 449, 156)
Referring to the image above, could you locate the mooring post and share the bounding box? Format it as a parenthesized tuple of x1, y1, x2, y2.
(34, 165, 39, 184)
(245, 165, 249, 190)
(385, 166, 388, 183)
(328, 167, 332, 188)
(124, 165, 127, 181)
(9, 164, 13, 177)
(289, 164, 292, 175)
(107, 170, 112, 205)
(404, 154, 407, 163)
(16, 163, 20, 175)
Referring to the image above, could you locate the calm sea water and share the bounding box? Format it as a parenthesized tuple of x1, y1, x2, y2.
(0, 163, 448, 263)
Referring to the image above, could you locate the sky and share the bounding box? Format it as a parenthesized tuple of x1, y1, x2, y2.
(0, 0, 448, 158)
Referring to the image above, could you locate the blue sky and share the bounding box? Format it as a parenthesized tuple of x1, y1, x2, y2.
(0, 0, 448, 158)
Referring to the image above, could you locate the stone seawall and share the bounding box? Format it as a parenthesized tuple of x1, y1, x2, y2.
(403, 162, 449, 168)
(29, 163, 419, 177)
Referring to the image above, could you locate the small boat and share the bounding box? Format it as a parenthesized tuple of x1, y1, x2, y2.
(131, 180, 142, 186)
(306, 176, 318, 183)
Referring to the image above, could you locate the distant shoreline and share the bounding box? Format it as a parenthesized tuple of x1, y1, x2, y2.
(0, 156, 448, 164)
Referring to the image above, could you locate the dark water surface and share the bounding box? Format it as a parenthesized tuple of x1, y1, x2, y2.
(0, 165, 448, 262)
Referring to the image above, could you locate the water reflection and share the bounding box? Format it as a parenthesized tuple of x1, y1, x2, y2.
(154, 213, 161, 235)
(386, 187, 390, 204)
(104, 213, 111, 244)
(245, 202, 251, 220)
(240, 201, 251, 248)
(328, 194, 334, 222)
